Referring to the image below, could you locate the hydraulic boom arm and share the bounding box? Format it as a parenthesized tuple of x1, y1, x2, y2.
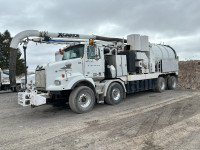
(10, 30, 126, 49)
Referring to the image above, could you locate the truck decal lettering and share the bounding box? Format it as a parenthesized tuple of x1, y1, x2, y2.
(58, 33, 79, 38)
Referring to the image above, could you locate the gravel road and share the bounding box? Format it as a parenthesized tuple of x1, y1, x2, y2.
(0, 90, 200, 150)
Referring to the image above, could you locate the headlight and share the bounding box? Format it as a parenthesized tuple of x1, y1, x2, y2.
(54, 80, 61, 86)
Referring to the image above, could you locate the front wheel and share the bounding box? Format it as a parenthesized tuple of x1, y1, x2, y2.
(105, 82, 124, 105)
(69, 86, 95, 114)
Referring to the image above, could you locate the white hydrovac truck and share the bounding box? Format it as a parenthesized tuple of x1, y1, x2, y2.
(10, 30, 178, 113)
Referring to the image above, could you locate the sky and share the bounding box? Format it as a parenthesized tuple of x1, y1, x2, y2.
(0, 0, 200, 71)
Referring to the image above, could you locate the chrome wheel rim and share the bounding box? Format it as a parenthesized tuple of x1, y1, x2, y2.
(78, 93, 91, 108)
(112, 88, 120, 101)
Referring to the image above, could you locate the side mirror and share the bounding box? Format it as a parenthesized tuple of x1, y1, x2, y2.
(95, 48, 100, 60)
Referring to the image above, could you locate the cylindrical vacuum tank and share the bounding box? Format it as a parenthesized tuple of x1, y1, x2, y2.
(150, 44, 177, 63)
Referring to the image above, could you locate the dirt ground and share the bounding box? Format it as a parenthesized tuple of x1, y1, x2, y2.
(1, 60, 200, 150)
(0, 89, 200, 150)
(178, 60, 200, 90)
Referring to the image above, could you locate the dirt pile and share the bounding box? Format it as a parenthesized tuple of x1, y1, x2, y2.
(178, 60, 200, 90)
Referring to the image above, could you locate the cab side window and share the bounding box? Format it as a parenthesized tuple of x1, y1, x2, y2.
(87, 46, 95, 59)
(87, 46, 101, 59)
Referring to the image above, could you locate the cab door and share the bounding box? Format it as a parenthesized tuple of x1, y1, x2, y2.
(84, 44, 104, 80)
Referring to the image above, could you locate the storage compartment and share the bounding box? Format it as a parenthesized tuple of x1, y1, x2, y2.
(119, 51, 136, 73)
(105, 55, 127, 77)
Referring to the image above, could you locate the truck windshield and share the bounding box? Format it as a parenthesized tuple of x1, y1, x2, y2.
(63, 44, 84, 60)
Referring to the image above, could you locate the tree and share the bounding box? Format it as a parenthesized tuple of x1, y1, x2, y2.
(0, 30, 25, 80)
(0, 31, 10, 70)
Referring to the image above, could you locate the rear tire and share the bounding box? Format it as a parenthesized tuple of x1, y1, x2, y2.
(69, 86, 95, 114)
(168, 76, 177, 90)
(105, 82, 124, 105)
(154, 77, 166, 92)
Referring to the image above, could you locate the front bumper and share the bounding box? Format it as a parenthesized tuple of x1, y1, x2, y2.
(18, 90, 48, 107)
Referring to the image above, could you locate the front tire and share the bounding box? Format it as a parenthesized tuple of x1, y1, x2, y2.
(105, 82, 124, 105)
(69, 86, 95, 114)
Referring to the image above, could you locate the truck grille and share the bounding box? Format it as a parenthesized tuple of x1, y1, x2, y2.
(35, 70, 46, 88)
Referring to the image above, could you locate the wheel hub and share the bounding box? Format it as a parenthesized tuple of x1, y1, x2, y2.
(112, 88, 120, 101)
(78, 93, 91, 108)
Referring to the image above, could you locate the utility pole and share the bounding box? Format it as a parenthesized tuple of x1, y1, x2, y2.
(23, 44, 27, 90)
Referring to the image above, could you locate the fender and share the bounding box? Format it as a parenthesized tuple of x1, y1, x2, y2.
(102, 79, 126, 97)
(71, 79, 95, 89)
(64, 75, 95, 90)
(71, 79, 96, 94)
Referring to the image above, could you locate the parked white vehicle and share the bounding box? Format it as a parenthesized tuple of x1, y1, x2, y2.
(10, 30, 178, 113)
(0, 68, 21, 92)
